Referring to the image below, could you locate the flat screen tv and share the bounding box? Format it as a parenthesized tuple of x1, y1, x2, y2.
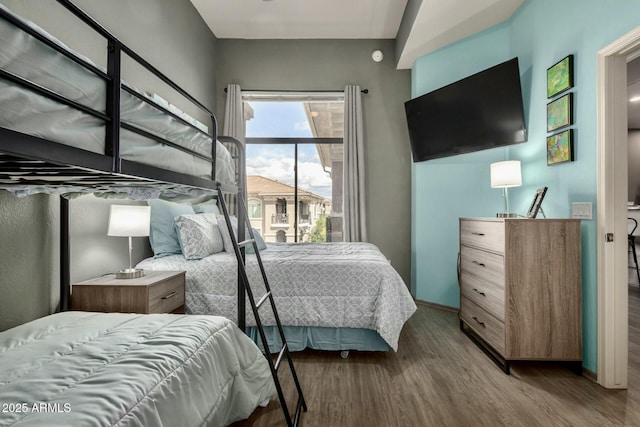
(405, 57, 527, 162)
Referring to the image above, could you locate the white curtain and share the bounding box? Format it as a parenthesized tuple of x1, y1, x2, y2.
(343, 85, 367, 242)
(222, 84, 245, 215)
(223, 84, 244, 143)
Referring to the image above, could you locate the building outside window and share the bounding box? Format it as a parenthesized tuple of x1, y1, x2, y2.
(247, 175, 330, 243)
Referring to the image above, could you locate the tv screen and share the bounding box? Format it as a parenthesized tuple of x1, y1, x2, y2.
(405, 57, 527, 162)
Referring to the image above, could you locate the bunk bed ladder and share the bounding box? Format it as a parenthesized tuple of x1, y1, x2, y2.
(216, 186, 307, 427)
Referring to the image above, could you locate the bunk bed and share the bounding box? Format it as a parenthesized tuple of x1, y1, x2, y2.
(0, 1, 273, 425)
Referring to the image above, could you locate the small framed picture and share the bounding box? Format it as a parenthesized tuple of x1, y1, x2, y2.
(527, 187, 548, 218)
(547, 93, 573, 132)
(547, 55, 574, 98)
(547, 129, 574, 165)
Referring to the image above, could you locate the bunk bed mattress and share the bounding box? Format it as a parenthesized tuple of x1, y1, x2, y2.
(0, 5, 235, 184)
(0, 311, 275, 427)
(138, 242, 417, 351)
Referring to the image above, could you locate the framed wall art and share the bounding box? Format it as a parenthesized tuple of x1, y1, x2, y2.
(547, 93, 573, 132)
(547, 129, 574, 165)
(547, 55, 574, 98)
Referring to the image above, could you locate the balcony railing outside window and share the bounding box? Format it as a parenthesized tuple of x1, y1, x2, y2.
(272, 213, 289, 224)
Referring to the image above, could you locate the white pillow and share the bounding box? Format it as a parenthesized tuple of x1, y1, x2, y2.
(174, 213, 224, 260)
(216, 215, 238, 253)
(216, 215, 268, 254)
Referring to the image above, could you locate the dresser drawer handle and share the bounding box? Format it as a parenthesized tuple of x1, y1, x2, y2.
(472, 316, 485, 327)
(472, 260, 486, 267)
(161, 291, 177, 300)
(473, 288, 486, 297)
(471, 232, 485, 236)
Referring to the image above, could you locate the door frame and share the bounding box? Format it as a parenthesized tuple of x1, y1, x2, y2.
(597, 25, 640, 389)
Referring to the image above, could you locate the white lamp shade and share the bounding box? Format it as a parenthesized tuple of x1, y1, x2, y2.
(490, 160, 522, 188)
(107, 205, 150, 237)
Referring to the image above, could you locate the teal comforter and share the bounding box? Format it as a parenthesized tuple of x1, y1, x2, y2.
(0, 312, 275, 426)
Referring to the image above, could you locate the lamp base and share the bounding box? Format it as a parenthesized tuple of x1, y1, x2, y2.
(496, 213, 518, 218)
(115, 268, 145, 279)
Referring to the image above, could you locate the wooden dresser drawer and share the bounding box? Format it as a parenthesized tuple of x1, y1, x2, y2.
(460, 246, 505, 284)
(460, 254, 505, 321)
(149, 275, 185, 313)
(460, 297, 505, 356)
(460, 219, 505, 253)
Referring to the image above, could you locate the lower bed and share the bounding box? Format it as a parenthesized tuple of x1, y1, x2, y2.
(0, 311, 275, 427)
(138, 242, 417, 353)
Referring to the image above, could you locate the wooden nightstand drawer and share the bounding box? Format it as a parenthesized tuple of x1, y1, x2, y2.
(460, 219, 505, 253)
(149, 275, 185, 313)
(460, 297, 505, 356)
(72, 270, 186, 314)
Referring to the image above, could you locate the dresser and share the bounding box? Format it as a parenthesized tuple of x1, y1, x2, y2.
(458, 218, 582, 373)
(71, 270, 186, 314)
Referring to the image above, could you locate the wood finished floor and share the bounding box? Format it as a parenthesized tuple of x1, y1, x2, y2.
(233, 293, 640, 427)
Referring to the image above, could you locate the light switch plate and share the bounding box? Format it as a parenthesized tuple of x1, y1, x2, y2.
(571, 202, 592, 220)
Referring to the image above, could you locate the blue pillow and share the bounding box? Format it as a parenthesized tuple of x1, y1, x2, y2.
(148, 199, 195, 257)
(248, 228, 268, 254)
(192, 199, 220, 215)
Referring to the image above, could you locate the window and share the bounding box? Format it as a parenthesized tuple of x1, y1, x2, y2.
(247, 199, 262, 219)
(244, 93, 343, 243)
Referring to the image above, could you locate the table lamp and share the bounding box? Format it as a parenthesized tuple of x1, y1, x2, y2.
(108, 205, 151, 279)
(490, 160, 522, 218)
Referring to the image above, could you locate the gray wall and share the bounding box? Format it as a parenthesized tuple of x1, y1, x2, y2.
(216, 39, 413, 286)
(0, 193, 59, 330)
(2, 0, 218, 122)
(0, 0, 217, 331)
(630, 130, 640, 203)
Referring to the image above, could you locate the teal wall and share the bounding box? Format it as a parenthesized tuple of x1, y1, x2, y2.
(411, 0, 640, 373)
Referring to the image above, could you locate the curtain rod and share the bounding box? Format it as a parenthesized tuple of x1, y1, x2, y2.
(224, 88, 369, 94)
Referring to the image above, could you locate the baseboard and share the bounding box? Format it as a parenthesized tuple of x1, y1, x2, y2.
(414, 299, 458, 313)
(582, 366, 597, 383)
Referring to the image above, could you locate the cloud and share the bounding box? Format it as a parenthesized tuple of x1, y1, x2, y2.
(297, 161, 331, 195)
(294, 121, 311, 132)
(247, 155, 332, 198)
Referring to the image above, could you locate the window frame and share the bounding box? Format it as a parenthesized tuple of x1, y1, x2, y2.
(247, 198, 262, 220)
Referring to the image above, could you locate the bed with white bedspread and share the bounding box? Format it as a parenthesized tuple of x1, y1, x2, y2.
(0, 311, 275, 427)
(139, 242, 417, 352)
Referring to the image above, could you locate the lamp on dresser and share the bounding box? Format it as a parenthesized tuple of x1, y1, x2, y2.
(108, 205, 150, 279)
(490, 160, 521, 218)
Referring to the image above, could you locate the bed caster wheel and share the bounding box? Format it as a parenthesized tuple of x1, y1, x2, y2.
(340, 350, 349, 359)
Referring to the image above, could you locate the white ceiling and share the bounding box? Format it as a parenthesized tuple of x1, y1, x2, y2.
(190, 0, 407, 40)
(190, 0, 524, 69)
(397, 0, 524, 69)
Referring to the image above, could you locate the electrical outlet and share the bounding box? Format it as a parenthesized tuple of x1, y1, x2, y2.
(571, 202, 592, 220)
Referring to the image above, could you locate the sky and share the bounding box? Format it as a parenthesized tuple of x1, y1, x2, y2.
(245, 101, 333, 198)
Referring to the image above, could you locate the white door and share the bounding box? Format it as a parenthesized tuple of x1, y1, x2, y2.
(596, 26, 640, 389)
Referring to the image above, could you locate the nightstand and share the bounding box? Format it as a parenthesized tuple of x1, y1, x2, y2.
(71, 270, 186, 314)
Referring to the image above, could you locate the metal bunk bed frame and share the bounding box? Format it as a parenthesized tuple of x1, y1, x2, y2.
(0, 0, 246, 313)
(0, 4, 308, 423)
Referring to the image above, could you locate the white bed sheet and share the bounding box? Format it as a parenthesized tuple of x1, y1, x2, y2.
(0, 311, 275, 427)
(138, 242, 417, 351)
(0, 3, 235, 185)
